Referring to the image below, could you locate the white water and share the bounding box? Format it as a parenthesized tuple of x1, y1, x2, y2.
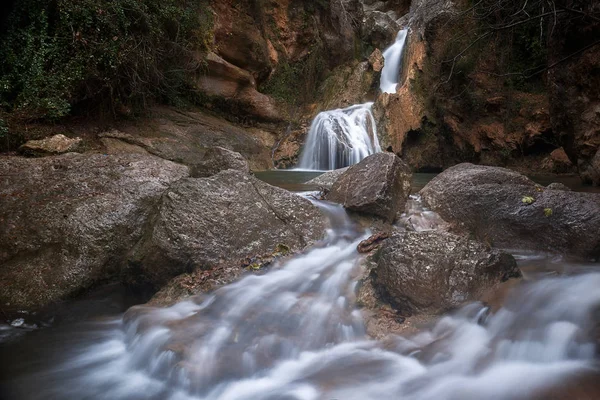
(3, 200, 600, 399)
(380, 29, 408, 94)
(297, 103, 381, 170)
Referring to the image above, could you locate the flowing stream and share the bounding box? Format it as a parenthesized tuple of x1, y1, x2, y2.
(2, 198, 600, 400)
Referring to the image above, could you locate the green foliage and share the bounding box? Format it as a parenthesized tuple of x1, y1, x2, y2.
(522, 196, 535, 205)
(0, 0, 213, 119)
(544, 207, 553, 217)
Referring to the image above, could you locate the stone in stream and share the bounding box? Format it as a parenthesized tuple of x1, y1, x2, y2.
(370, 230, 521, 316)
(420, 163, 600, 259)
(326, 153, 412, 222)
(129, 169, 328, 288)
(0, 153, 190, 311)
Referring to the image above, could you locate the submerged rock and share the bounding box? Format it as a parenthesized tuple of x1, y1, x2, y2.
(420, 163, 600, 259)
(326, 153, 412, 222)
(129, 170, 327, 287)
(19, 134, 82, 156)
(372, 230, 520, 316)
(0, 153, 189, 311)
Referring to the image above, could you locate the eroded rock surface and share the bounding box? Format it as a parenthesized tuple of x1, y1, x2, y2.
(420, 163, 600, 258)
(0, 153, 190, 311)
(371, 230, 520, 316)
(305, 167, 349, 189)
(129, 170, 327, 287)
(326, 153, 412, 222)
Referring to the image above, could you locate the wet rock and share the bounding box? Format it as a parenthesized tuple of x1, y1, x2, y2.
(305, 167, 349, 189)
(420, 163, 600, 259)
(326, 153, 412, 222)
(129, 170, 327, 287)
(19, 134, 82, 157)
(0, 153, 189, 311)
(546, 182, 572, 191)
(357, 232, 390, 253)
(372, 230, 521, 316)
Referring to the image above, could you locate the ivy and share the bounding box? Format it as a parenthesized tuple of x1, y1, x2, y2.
(0, 0, 213, 120)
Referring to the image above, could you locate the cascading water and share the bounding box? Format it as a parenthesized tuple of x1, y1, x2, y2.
(2, 197, 600, 400)
(297, 103, 381, 171)
(380, 29, 408, 94)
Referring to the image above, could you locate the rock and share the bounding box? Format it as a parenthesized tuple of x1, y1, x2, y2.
(542, 147, 574, 173)
(368, 49, 385, 72)
(129, 170, 327, 287)
(305, 167, 349, 188)
(99, 132, 248, 177)
(420, 163, 600, 259)
(357, 232, 390, 253)
(326, 153, 412, 222)
(0, 153, 189, 311)
(188, 146, 250, 178)
(372, 230, 520, 316)
(100, 107, 276, 171)
(547, 0, 600, 184)
(361, 11, 400, 49)
(19, 134, 82, 157)
(546, 182, 572, 191)
(196, 52, 281, 122)
(580, 148, 600, 186)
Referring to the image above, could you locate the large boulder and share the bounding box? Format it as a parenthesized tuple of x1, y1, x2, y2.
(129, 170, 328, 287)
(0, 153, 189, 311)
(372, 230, 520, 316)
(326, 153, 412, 222)
(420, 163, 600, 259)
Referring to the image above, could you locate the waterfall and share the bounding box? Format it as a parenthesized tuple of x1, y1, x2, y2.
(295, 30, 409, 171)
(297, 103, 381, 171)
(380, 29, 408, 94)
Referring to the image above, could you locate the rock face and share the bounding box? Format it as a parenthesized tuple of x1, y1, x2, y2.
(580, 148, 600, 186)
(19, 134, 82, 156)
(103, 108, 276, 171)
(326, 153, 412, 222)
(0, 153, 190, 311)
(372, 230, 520, 315)
(547, 0, 600, 184)
(129, 170, 327, 287)
(420, 163, 600, 259)
(196, 52, 281, 122)
(305, 167, 349, 188)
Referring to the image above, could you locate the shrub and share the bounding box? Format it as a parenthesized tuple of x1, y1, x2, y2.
(0, 0, 213, 120)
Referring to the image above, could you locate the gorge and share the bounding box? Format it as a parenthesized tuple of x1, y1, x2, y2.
(1, 0, 600, 399)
